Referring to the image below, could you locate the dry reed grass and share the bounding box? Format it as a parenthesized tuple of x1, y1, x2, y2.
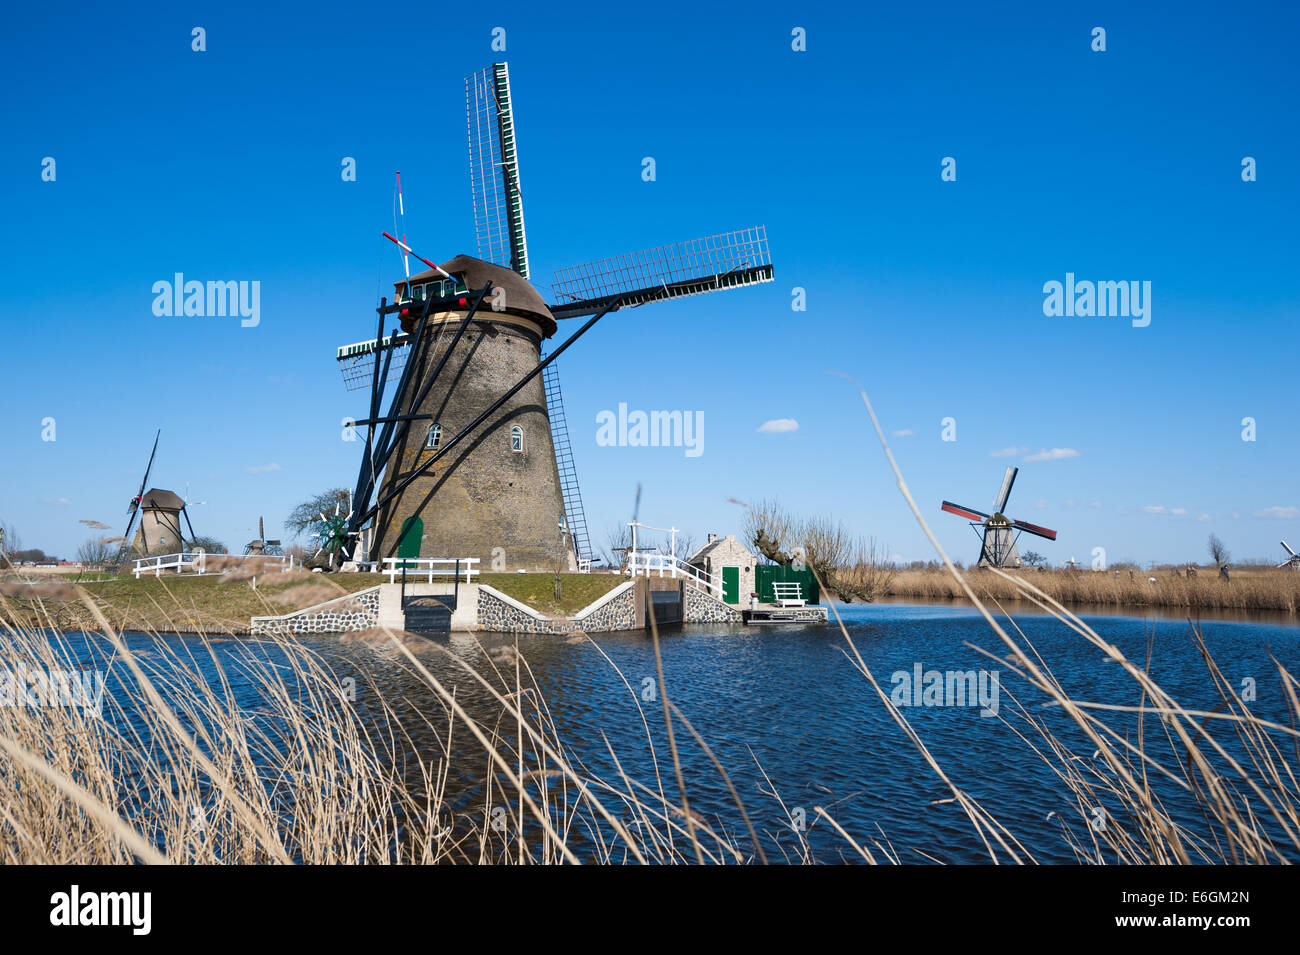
(887, 566, 1300, 612)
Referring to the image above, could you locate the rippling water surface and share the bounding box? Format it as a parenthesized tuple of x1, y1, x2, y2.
(56, 602, 1300, 863)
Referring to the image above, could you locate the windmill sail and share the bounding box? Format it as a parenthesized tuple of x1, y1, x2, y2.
(467, 62, 528, 277)
(123, 429, 161, 547)
(549, 227, 774, 319)
(542, 356, 592, 563)
(993, 466, 1018, 513)
(337, 331, 412, 391)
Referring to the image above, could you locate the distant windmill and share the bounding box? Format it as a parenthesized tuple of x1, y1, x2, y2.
(333, 61, 773, 572)
(1279, 541, 1300, 570)
(941, 467, 1058, 569)
(244, 516, 282, 556)
(123, 430, 198, 554)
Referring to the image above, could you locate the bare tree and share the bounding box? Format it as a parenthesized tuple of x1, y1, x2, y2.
(603, 522, 632, 568)
(286, 488, 352, 541)
(76, 537, 114, 570)
(0, 520, 20, 566)
(671, 533, 696, 562)
(189, 535, 228, 555)
(1208, 533, 1230, 568)
(797, 514, 852, 585)
(742, 497, 796, 564)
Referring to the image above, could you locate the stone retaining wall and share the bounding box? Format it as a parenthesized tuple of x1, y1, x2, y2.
(250, 587, 380, 636)
(763, 605, 829, 623)
(476, 582, 637, 634)
(683, 583, 744, 623)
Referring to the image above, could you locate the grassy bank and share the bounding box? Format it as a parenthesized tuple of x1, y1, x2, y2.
(885, 566, 1300, 612)
(0, 568, 626, 634)
(477, 572, 623, 617)
(0, 569, 385, 635)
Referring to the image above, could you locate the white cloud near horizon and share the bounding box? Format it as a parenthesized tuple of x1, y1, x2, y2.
(757, 419, 799, 434)
(1253, 505, 1300, 520)
(248, 462, 283, 475)
(1023, 447, 1081, 463)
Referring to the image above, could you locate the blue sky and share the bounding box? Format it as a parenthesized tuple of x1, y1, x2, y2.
(1, 1, 1297, 566)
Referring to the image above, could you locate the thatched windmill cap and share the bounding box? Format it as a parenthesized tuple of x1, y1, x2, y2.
(138, 488, 185, 511)
(396, 255, 556, 338)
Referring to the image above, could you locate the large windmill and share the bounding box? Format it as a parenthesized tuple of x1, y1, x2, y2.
(122, 430, 199, 555)
(1279, 541, 1300, 570)
(333, 62, 773, 571)
(941, 467, 1058, 569)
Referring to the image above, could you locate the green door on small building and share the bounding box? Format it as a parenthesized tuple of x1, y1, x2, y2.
(722, 566, 740, 604)
(397, 516, 422, 567)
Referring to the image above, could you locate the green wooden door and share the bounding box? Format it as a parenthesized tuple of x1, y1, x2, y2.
(722, 566, 740, 604)
(397, 516, 422, 566)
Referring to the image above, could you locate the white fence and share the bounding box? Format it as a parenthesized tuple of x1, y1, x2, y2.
(627, 552, 722, 598)
(132, 550, 295, 579)
(382, 557, 479, 585)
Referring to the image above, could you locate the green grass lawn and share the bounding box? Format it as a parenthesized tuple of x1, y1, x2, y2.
(2, 569, 625, 633)
(4, 571, 386, 636)
(476, 572, 624, 617)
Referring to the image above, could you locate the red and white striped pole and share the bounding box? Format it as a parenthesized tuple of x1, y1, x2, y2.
(381, 232, 454, 281)
(396, 171, 411, 283)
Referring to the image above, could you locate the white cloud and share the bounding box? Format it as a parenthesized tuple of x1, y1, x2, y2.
(989, 446, 1025, 458)
(1170, 508, 1189, 516)
(757, 418, 799, 434)
(42, 497, 71, 505)
(1144, 505, 1168, 514)
(1253, 505, 1300, 520)
(891, 429, 913, 437)
(1197, 513, 1212, 522)
(1023, 447, 1081, 463)
(1089, 501, 1103, 509)
(1032, 499, 1049, 510)
(248, 462, 283, 475)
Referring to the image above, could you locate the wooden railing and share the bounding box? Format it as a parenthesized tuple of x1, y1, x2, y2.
(382, 557, 479, 585)
(132, 550, 295, 579)
(627, 552, 722, 598)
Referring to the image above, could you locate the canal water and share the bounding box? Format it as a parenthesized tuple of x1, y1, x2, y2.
(44, 602, 1300, 863)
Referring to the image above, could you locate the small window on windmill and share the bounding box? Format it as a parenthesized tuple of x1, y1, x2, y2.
(510, 425, 524, 453)
(426, 423, 442, 450)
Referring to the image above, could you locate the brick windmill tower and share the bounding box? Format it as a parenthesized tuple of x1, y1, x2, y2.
(333, 63, 773, 572)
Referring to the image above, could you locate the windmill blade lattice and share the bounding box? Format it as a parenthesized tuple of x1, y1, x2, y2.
(467, 62, 528, 277)
(337, 331, 413, 391)
(549, 227, 773, 319)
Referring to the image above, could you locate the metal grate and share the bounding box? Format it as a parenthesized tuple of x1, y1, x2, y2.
(550, 226, 772, 316)
(542, 356, 592, 563)
(466, 63, 528, 277)
(336, 334, 411, 392)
